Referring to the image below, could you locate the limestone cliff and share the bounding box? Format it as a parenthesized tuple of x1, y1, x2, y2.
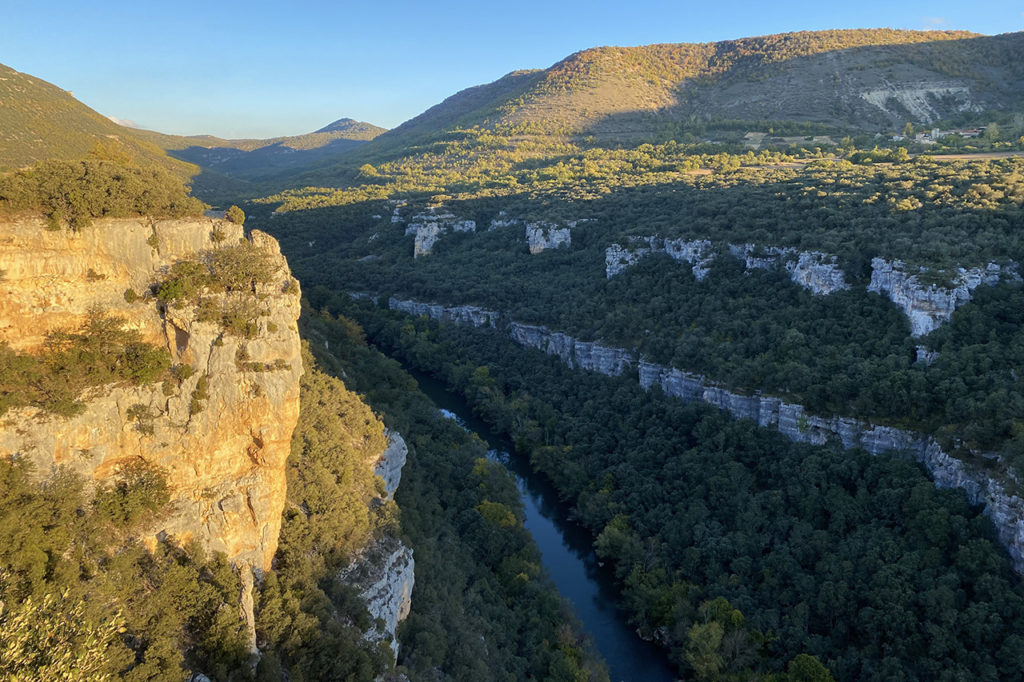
(388, 296, 498, 328)
(525, 221, 571, 254)
(605, 236, 715, 281)
(0, 215, 302, 572)
(868, 257, 1019, 337)
(340, 534, 415, 663)
(403, 211, 475, 257)
(375, 430, 408, 501)
(607, 237, 848, 294)
(378, 293, 1024, 574)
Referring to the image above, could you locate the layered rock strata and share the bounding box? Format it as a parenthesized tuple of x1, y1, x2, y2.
(380, 294, 1024, 573)
(388, 297, 499, 328)
(0, 216, 302, 572)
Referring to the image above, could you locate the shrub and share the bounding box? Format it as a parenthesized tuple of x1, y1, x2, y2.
(225, 205, 245, 224)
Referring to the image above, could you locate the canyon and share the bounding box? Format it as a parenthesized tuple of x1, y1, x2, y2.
(379, 294, 1024, 574)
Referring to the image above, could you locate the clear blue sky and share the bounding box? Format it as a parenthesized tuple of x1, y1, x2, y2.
(2, 1, 1021, 138)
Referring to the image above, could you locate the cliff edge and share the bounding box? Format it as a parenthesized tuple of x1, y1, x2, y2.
(0, 215, 302, 572)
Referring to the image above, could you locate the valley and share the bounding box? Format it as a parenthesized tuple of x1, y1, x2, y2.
(3, 25, 1024, 682)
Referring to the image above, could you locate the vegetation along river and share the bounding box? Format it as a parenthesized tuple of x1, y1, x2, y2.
(408, 368, 677, 682)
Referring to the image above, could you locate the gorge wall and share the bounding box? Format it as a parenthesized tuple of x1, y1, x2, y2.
(377, 294, 1024, 574)
(0, 216, 303, 573)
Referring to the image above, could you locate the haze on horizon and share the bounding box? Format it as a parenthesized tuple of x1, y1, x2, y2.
(3, 0, 1022, 139)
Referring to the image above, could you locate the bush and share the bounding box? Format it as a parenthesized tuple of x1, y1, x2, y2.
(93, 460, 170, 528)
(225, 205, 245, 224)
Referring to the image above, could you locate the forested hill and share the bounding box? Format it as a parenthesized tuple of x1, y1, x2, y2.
(0, 62, 194, 175)
(354, 29, 1023, 156)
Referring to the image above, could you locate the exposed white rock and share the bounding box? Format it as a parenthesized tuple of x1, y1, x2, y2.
(638, 358, 1024, 573)
(404, 211, 477, 257)
(664, 238, 716, 281)
(605, 236, 715, 280)
(349, 292, 381, 305)
(339, 535, 415, 662)
(508, 322, 632, 376)
(526, 222, 571, 254)
(489, 211, 521, 230)
(375, 431, 408, 501)
(605, 241, 654, 277)
(868, 258, 1019, 336)
(388, 297, 499, 328)
(916, 346, 940, 366)
(786, 251, 850, 295)
(609, 238, 848, 294)
(859, 81, 980, 123)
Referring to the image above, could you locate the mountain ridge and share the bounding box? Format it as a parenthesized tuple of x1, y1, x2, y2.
(353, 29, 1023, 158)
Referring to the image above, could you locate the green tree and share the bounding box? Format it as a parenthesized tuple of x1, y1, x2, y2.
(225, 205, 245, 224)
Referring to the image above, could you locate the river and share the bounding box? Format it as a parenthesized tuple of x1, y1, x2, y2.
(408, 369, 677, 682)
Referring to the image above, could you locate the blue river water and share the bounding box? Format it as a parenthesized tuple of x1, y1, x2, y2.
(408, 370, 678, 682)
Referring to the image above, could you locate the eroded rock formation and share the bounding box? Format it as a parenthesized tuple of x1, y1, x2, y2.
(339, 535, 415, 662)
(404, 211, 476, 257)
(375, 430, 408, 501)
(607, 237, 847, 294)
(525, 222, 571, 254)
(388, 297, 499, 328)
(868, 257, 1019, 336)
(0, 216, 302, 573)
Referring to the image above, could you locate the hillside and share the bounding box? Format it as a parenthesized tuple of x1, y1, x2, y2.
(0, 62, 195, 175)
(353, 29, 1023, 157)
(134, 117, 387, 181)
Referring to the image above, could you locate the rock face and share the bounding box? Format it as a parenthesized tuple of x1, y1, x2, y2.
(508, 322, 632, 376)
(404, 211, 476, 257)
(489, 212, 520, 230)
(859, 81, 980, 122)
(388, 297, 499, 328)
(786, 251, 850, 295)
(386, 293, 1024, 574)
(525, 222, 571, 254)
(606, 236, 715, 280)
(608, 237, 847, 294)
(375, 430, 408, 501)
(868, 257, 1019, 336)
(0, 216, 302, 573)
(339, 535, 415, 662)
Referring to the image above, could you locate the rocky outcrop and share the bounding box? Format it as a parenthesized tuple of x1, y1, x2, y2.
(526, 222, 571, 254)
(489, 212, 520, 231)
(786, 251, 849, 295)
(375, 431, 408, 501)
(0, 216, 302, 573)
(387, 297, 499, 328)
(868, 258, 1019, 336)
(608, 237, 847, 294)
(340, 536, 415, 662)
(404, 211, 476, 257)
(508, 323, 632, 376)
(389, 199, 407, 224)
(859, 82, 980, 123)
(606, 236, 715, 280)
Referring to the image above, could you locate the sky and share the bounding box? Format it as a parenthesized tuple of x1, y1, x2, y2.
(2, 0, 1022, 139)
